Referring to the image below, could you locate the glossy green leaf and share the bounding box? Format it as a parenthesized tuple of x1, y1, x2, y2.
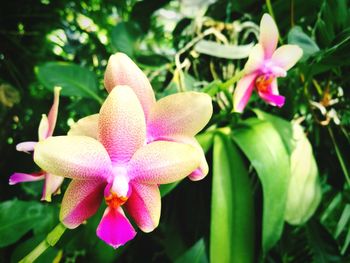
(196, 132, 214, 153)
(0, 200, 53, 247)
(175, 238, 207, 263)
(210, 133, 255, 263)
(254, 110, 322, 225)
(110, 22, 142, 57)
(306, 220, 342, 262)
(232, 118, 290, 254)
(288, 26, 320, 61)
(160, 181, 181, 197)
(35, 62, 102, 103)
(194, 40, 254, 59)
(254, 109, 295, 154)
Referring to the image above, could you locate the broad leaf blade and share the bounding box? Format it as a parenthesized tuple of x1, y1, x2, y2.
(288, 26, 320, 61)
(160, 181, 181, 197)
(175, 238, 208, 263)
(0, 200, 54, 247)
(254, 109, 295, 154)
(110, 22, 141, 57)
(210, 133, 255, 262)
(36, 62, 102, 103)
(232, 118, 290, 254)
(194, 40, 254, 59)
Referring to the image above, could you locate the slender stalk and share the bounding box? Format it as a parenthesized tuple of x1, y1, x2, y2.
(19, 241, 49, 263)
(220, 69, 245, 90)
(266, 0, 276, 20)
(328, 126, 350, 186)
(266, 0, 283, 44)
(19, 223, 66, 263)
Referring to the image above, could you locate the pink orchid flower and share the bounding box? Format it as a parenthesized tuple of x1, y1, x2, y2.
(233, 14, 303, 112)
(9, 87, 64, 201)
(69, 53, 213, 181)
(34, 85, 202, 248)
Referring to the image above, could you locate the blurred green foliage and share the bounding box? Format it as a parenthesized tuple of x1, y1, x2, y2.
(1, 0, 350, 262)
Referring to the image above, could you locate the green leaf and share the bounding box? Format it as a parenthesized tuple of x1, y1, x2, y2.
(306, 220, 343, 262)
(160, 181, 181, 197)
(194, 40, 254, 59)
(196, 132, 214, 153)
(254, 109, 295, 155)
(35, 62, 102, 103)
(175, 238, 208, 263)
(232, 118, 290, 254)
(288, 26, 320, 61)
(0, 200, 53, 247)
(110, 22, 142, 57)
(210, 133, 255, 263)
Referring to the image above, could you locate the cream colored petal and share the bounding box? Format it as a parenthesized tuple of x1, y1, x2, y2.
(104, 53, 156, 119)
(128, 141, 200, 184)
(244, 44, 265, 74)
(68, 114, 99, 139)
(147, 92, 212, 140)
(259, 13, 279, 58)
(34, 136, 112, 180)
(271, 45, 303, 71)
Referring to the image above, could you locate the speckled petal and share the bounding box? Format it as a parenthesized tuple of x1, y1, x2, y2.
(34, 136, 112, 180)
(259, 13, 279, 58)
(99, 86, 146, 164)
(233, 73, 257, 113)
(104, 53, 156, 119)
(41, 173, 64, 202)
(68, 114, 99, 139)
(271, 45, 303, 71)
(124, 182, 160, 233)
(147, 92, 212, 140)
(97, 207, 136, 249)
(128, 141, 200, 184)
(60, 179, 105, 229)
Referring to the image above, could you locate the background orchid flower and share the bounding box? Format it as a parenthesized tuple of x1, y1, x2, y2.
(233, 14, 303, 112)
(9, 87, 64, 201)
(34, 85, 201, 248)
(69, 53, 213, 181)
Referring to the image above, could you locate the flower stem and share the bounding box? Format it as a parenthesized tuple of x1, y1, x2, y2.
(266, 0, 276, 20)
(19, 223, 66, 263)
(327, 126, 350, 186)
(220, 70, 245, 90)
(266, 0, 284, 45)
